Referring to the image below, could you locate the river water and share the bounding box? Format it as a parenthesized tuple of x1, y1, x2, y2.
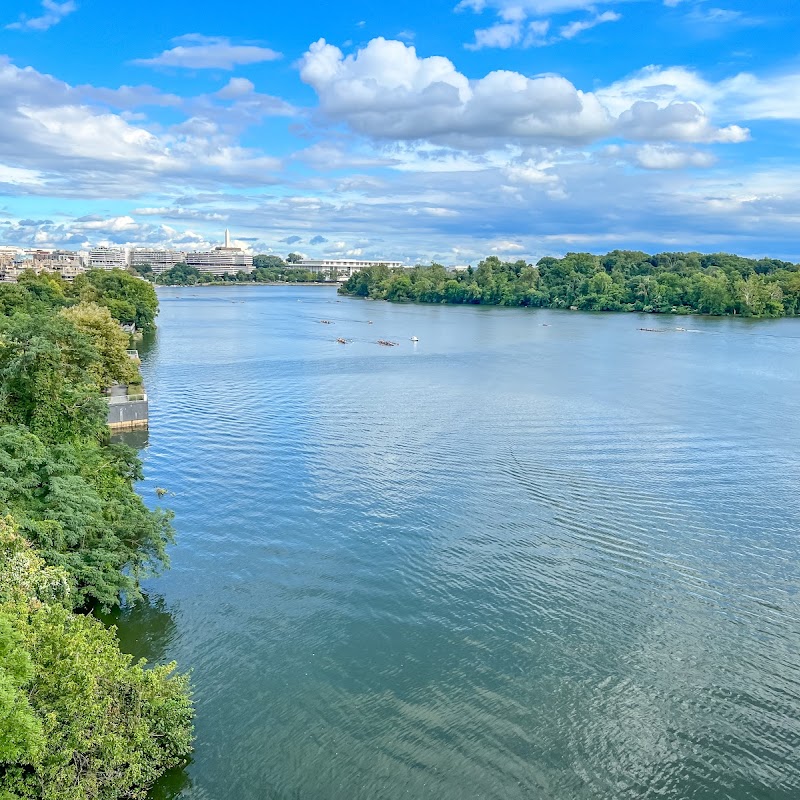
(115, 285, 800, 800)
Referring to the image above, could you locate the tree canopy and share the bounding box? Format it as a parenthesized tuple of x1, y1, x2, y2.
(339, 251, 800, 317)
(0, 271, 193, 798)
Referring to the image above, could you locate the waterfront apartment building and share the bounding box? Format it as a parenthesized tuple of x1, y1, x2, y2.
(298, 258, 403, 281)
(33, 250, 86, 281)
(185, 229, 253, 276)
(130, 248, 187, 275)
(89, 246, 127, 270)
(0, 248, 85, 282)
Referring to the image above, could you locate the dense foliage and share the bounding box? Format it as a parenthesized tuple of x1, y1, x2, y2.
(0, 272, 193, 799)
(71, 270, 160, 332)
(0, 522, 192, 800)
(340, 251, 800, 317)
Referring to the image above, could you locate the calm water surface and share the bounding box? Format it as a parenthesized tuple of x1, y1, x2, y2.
(116, 286, 800, 800)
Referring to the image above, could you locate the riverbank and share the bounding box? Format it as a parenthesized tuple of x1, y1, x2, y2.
(338, 251, 800, 318)
(0, 270, 193, 800)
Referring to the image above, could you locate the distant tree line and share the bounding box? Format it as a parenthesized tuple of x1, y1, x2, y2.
(140, 254, 329, 286)
(0, 270, 193, 799)
(339, 251, 800, 317)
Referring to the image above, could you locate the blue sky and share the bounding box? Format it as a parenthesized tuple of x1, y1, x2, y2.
(1, 0, 799, 263)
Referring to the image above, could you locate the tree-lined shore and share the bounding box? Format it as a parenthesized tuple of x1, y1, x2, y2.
(0, 270, 193, 800)
(339, 251, 800, 317)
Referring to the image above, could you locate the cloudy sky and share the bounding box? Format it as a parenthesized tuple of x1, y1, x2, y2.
(1, 0, 799, 263)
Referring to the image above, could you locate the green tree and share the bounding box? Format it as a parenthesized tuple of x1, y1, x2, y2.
(0, 313, 107, 444)
(60, 303, 139, 390)
(0, 521, 193, 800)
(71, 271, 159, 332)
(253, 255, 286, 269)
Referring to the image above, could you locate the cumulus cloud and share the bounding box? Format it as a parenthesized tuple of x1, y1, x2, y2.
(299, 38, 748, 147)
(0, 57, 284, 197)
(6, 0, 76, 32)
(618, 100, 748, 143)
(466, 22, 523, 49)
(300, 38, 613, 144)
(133, 34, 282, 70)
(600, 65, 800, 122)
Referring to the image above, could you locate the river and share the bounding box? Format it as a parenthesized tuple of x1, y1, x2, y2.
(113, 285, 800, 800)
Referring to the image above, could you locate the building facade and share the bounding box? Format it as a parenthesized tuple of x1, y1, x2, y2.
(130, 248, 187, 275)
(0, 248, 86, 282)
(89, 247, 127, 270)
(185, 229, 253, 276)
(297, 258, 403, 281)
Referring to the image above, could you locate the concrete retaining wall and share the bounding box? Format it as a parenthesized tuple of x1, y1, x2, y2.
(107, 398, 149, 431)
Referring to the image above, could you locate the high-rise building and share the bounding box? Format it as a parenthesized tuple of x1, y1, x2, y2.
(185, 229, 253, 276)
(130, 248, 187, 275)
(89, 246, 127, 270)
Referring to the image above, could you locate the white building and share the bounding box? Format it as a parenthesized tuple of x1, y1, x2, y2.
(89, 246, 127, 270)
(33, 250, 86, 281)
(130, 248, 187, 275)
(185, 229, 253, 276)
(297, 258, 403, 281)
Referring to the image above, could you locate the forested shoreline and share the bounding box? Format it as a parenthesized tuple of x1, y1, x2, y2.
(150, 254, 327, 286)
(339, 251, 800, 317)
(0, 270, 193, 799)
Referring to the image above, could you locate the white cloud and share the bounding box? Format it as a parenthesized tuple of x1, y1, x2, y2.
(204, 78, 296, 122)
(295, 142, 395, 170)
(457, 0, 625, 13)
(618, 100, 748, 143)
(6, 0, 76, 32)
(466, 8, 621, 48)
(490, 240, 526, 252)
(504, 158, 559, 184)
(216, 78, 256, 99)
(459, 0, 634, 49)
(133, 35, 282, 70)
(299, 38, 747, 147)
(560, 10, 621, 39)
(633, 144, 717, 169)
(599, 65, 800, 122)
(0, 58, 284, 197)
(78, 84, 182, 108)
(466, 22, 523, 49)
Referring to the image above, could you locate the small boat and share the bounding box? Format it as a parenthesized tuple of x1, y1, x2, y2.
(410, 336, 419, 342)
(377, 340, 399, 347)
(337, 338, 347, 344)
(320, 320, 334, 324)
(367, 320, 373, 325)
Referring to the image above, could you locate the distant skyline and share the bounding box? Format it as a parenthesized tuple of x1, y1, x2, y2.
(1, 0, 799, 263)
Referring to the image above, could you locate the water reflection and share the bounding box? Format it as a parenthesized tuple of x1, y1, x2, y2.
(101, 593, 179, 665)
(148, 763, 193, 800)
(110, 428, 150, 450)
